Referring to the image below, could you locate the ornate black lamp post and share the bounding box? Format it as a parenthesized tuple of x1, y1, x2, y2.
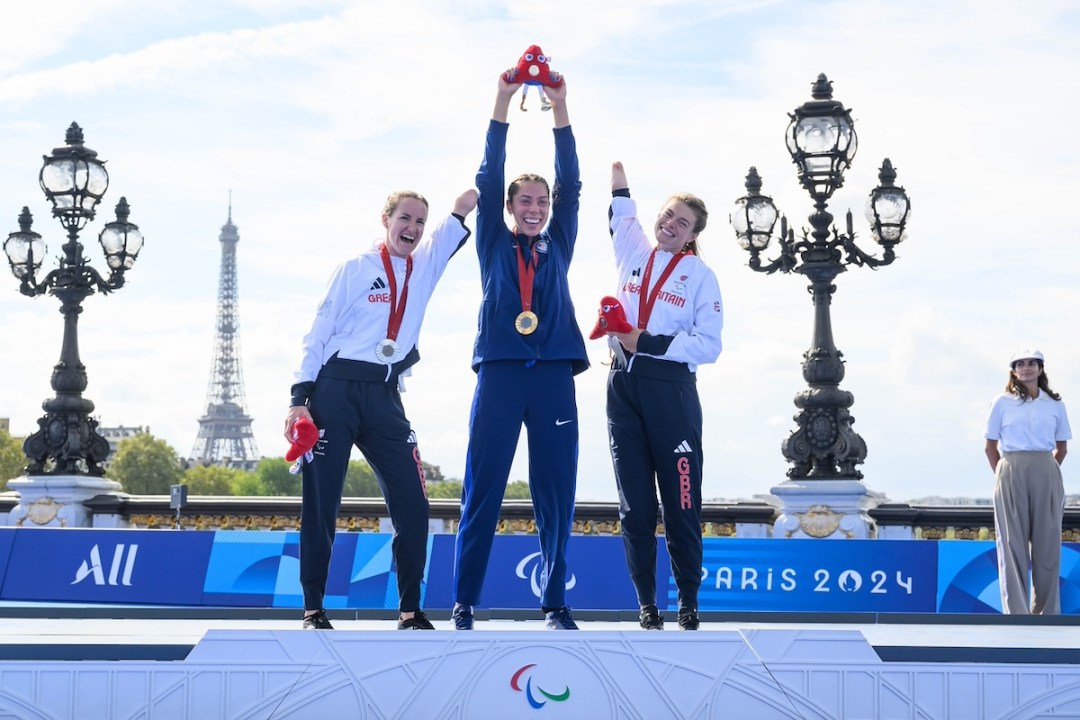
(730, 75, 910, 537)
(3, 123, 143, 477)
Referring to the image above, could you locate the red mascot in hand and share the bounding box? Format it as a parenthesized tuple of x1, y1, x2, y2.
(286, 417, 320, 463)
(589, 296, 634, 340)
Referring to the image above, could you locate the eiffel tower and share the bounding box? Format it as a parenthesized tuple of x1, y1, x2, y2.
(190, 199, 260, 470)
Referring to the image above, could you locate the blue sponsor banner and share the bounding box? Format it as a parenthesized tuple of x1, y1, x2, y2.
(203, 530, 434, 609)
(0, 529, 16, 585)
(936, 541, 1080, 614)
(202, 531, 302, 607)
(473, 535, 638, 611)
(0, 528, 213, 606)
(697, 538, 937, 612)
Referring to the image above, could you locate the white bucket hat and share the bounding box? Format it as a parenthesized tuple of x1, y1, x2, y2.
(1009, 348, 1044, 368)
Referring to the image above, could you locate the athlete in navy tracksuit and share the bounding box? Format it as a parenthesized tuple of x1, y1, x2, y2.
(286, 189, 476, 631)
(451, 71, 588, 631)
(602, 161, 723, 631)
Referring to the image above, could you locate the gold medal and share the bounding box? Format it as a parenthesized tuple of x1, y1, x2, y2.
(515, 310, 538, 335)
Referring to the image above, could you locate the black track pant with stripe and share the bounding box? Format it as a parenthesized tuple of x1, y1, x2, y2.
(607, 359, 703, 611)
(300, 372, 429, 612)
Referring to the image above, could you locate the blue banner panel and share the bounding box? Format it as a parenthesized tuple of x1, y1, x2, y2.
(0, 529, 17, 587)
(0, 528, 213, 606)
(203, 531, 434, 610)
(937, 541, 1080, 614)
(698, 538, 937, 612)
(476, 535, 638, 611)
(202, 531, 302, 607)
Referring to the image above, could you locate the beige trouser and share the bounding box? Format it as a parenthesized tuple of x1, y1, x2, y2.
(993, 451, 1064, 615)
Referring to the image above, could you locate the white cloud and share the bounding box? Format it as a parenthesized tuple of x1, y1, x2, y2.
(1, 0, 1078, 505)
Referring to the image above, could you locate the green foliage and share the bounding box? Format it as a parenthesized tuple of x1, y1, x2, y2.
(426, 480, 462, 498)
(504, 480, 531, 499)
(422, 461, 445, 483)
(255, 458, 301, 496)
(0, 429, 25, 483)
(343, 460, 383, 498)
(107, 433, 183, 494)
(423, 479, 531, 500)
(182, 464, 247, 495)
(231, 473, 266, 496)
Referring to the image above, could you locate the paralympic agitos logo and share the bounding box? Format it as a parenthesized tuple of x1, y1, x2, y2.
(510, 664, 570, 709)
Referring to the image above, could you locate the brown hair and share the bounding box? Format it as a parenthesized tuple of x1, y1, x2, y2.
(383, 191, 429, 218)
(1006, 361, 1062, 401)
(667, 193, 708, 255)
(507, 174, 550, 203)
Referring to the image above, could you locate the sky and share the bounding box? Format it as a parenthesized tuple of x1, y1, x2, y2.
(0, 0, 1077, 505)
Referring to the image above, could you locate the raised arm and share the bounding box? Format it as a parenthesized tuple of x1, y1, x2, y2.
(493, 70, 522, 123)
(611, 161, 628, 192)
(543, 72, 569, 129)
(454, 188, 479, 218)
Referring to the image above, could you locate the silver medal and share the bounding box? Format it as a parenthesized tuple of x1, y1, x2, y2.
(376, 338, 401, 364)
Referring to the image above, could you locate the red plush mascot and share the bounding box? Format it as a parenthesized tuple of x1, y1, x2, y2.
(589, 296, 634, 340)
(507, 44, 563, 87)
(285, 417, 320, 463)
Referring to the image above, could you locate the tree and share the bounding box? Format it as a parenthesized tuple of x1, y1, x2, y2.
(424, 479, 530, 500)
(343, 460, 383, 498)
(505, 480, 531, 499)
(0, 429, 26, 483)
(107, 433, 183, 494)
(422, 461, 445, 483)
(254, 458, 301, 496)
(231, 473, 266, 496)
(183, 465, 246, 495)
(427, 480, 462, 499)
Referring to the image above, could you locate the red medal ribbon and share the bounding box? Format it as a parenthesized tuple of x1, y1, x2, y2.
(515, 234, 537, 314)
(637, 248, 688, 330)
(380, 244, 413, 341)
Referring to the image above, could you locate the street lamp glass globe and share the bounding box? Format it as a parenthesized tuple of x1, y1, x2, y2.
(98, 199, 144, 271)
(865, 188, 910, 244)
(3, 229, 45, 279)
(732, 195, 778, 250)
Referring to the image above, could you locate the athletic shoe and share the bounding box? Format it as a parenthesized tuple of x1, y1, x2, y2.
(398, 610, 435, 630)
(302, 609, 334, 630)
(451, 603, 475, 630)
(677, 607, 700, 631)
(638, 604, 664, 630)
(544, 607, 580, 630)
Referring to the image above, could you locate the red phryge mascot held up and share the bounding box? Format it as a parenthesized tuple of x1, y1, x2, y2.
(589, 296, 634, 340)
(508, 44, 563, 87)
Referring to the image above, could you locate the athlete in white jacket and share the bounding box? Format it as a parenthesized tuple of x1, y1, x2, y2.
(286, 189, 477, 631)
(601, 161, 723, 631)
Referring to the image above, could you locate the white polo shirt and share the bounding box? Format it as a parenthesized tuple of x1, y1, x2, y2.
(984, 391, 1072, 452)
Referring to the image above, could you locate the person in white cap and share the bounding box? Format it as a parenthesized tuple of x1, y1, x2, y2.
(984, 349, 1071, 614)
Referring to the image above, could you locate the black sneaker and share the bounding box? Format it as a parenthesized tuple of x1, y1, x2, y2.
(302, 609, 334, 630)
(677, 607, 700, 631)
(544, 606, 579, 630)
(451, 603, 475, 630)
(638, 604, 664, 630)
(398, 610, 435, 630)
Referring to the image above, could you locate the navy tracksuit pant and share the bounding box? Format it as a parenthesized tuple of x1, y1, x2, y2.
(454, 360, 578, 610)
(300, 362, 429, 612)
(607, 356, 703, 611)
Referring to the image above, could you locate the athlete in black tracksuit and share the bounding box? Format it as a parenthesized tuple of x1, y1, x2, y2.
(602, 161, 723, 630)
(286, 190, 475, 630)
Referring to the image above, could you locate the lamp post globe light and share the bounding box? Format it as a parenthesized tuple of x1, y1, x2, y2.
(731, 74, 910, 539)
(2, 123, 143, 527)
